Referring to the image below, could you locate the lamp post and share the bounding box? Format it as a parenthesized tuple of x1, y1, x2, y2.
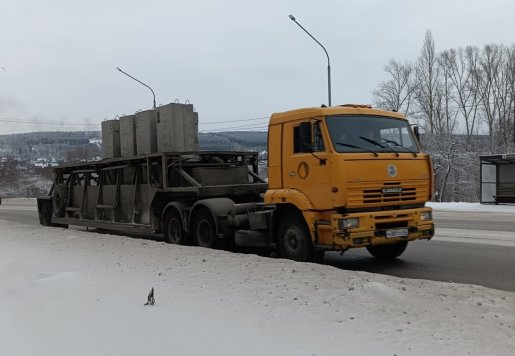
(116, 67, 156, 110)
(288, 14, 332, 106)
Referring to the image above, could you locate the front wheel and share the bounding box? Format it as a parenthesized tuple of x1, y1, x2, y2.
(278, 212, 314, 262)
(366, 241, 408, 259)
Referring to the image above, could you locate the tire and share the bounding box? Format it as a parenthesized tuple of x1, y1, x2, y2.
(41, 202, 53, 226)
(192, 208, 218, 249)
(366, 241, 408, 259)
(278, 212, 314, 262)
(52, 184, 67, 218)
(164, 209, 188, 245)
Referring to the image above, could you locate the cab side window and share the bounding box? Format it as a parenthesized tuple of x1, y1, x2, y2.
(293, 121, 325, 153)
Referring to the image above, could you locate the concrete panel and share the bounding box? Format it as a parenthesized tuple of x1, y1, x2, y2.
(120, 115, 137, 157)
(101, 120, 121, 158)
(185, 111, 199, 151)
(135, 110, 158, 154)
(157, 103, 198, 152)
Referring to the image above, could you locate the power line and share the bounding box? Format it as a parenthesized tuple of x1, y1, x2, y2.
(0, 115, 270, 127)
(203, 126, 268, 132)
(198, 117, 269, 125)
(0, 118, 100, 126)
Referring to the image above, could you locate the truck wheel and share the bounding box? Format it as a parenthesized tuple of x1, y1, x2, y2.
(52, 184, 67, 218)
(366, 241, 408, 259)
(278, 213, 313, 262)
(41, 202, 53, 226)
(192, 209, 218, 249)
(164, 209, 188, 245)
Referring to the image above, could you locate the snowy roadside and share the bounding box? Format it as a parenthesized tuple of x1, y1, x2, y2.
(1, 219, 514, 356)
(428, 201, 515, 213)
(4, 199, 515, 248)
(4, 198, 515, 214)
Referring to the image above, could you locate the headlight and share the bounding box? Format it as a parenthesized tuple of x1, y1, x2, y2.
(338, 217, 360, 229)
(420, 211, 432, 221)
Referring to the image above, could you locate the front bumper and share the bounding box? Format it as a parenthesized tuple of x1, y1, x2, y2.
(330, 207, 434, 249)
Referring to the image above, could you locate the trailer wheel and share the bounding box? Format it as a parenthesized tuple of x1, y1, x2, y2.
(192, 208, 218, 249)
(52, 184, 67, 218)
(366, 241, 408, 259)
(278, 212, 313, 262)
(164, 209, 187, 245)
(41, 202, 53, 226)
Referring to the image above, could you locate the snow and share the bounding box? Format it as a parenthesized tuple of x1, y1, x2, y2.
(1, 214, 515, 355)
(428, 201, 515, 213)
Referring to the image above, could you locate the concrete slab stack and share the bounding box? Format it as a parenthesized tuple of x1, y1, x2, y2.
(101, 120, 121, 158)
(103, 102, 199, 158)
(120, 115, 137, 156)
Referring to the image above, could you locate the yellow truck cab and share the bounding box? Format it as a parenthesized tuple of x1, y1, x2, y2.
(265, 104, 434, 261)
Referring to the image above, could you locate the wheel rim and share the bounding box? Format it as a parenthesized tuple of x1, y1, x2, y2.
(197, 219, 214, 247)
(167, 217, 182, 244)
(284, 226, 305, 256)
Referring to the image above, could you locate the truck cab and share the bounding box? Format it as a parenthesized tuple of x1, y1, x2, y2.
(265, 105, 434, 260)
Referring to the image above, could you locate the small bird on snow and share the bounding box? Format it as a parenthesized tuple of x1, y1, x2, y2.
(144, 287, 155, 306)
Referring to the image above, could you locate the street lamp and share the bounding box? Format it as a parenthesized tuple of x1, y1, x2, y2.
(288, 14, 332, 106)
(116, 67, 156, 110)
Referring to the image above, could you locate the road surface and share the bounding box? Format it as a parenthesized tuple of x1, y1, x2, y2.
(2, 199, 515, 292)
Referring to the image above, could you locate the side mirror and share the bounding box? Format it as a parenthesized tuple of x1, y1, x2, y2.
(299, 122, 313, 153)
(412, 125, 420, 143)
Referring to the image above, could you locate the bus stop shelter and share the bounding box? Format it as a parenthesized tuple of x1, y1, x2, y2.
(480, 153, 515, 204)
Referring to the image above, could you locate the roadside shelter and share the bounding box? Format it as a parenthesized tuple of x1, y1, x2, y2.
(480, 153, 515, 204)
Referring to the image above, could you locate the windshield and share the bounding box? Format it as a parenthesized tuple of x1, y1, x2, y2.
(325, 115, 420, 154)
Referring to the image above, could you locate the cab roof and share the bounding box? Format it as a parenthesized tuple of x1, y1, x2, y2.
(269, 104, 406, 125)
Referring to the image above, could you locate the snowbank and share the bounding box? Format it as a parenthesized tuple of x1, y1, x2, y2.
(1, 220, 514, 356)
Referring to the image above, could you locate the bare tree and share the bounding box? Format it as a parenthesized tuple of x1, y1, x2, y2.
(476, 44, 503, 151)
(439, 47, 481, 141)
(414, 30, 441, 133)
(373, 32, 515, 202)
(373, 59, 417, 116)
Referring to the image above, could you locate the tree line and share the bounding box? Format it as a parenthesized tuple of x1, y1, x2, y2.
(373, 31, 515, 202)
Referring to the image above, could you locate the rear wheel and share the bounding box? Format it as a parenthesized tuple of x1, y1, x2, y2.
(164, 209, 188, 245)
(41, 202, 53, 226)
(366, 241, 408, 259)
(52, 184, 67, 218)
(278, 212, 314, 262)
(192, 209, 218, 249)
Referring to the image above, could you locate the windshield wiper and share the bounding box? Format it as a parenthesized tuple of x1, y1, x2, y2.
(359, 136, 399, 157)
(380, 138, 418, 157)
(335, 142, 378, 157)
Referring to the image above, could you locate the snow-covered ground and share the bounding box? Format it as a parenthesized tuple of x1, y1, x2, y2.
(1, 202, 515, 355)
(428, 201, 515, 213)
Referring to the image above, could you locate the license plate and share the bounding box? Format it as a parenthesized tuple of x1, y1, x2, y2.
(385, 228, 409, 238)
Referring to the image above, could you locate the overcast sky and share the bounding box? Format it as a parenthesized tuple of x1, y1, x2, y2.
(1, 0, 514, 134)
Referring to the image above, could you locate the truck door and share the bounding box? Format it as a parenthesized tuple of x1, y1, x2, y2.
(282, 119, 332, 210)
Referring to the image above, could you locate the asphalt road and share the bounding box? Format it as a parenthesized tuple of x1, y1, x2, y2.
(2, 200, 515, 292)
(433, 210, 515, 232)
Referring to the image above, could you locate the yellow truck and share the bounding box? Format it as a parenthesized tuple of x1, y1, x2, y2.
(37, 104, 434, 262)
(265, 104, 434, 261)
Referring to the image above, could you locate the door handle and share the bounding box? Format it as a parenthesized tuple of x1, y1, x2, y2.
(289, 171, 297, 176)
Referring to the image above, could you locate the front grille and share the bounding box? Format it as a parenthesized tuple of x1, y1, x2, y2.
(363, 186, 417, 204)
(347, 181, 427, 207)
